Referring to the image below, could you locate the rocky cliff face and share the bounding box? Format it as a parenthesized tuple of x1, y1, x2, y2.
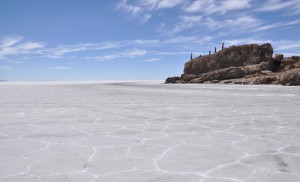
(166, 43, 300, 86)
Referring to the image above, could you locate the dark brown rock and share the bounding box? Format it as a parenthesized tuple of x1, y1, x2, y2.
(253, 76, 278, 84)
(199, 67, 245, 82)
(165, 43, 300, 86)
(165, 76, 181, 84)
(191, 77, 204, 83)
(211, 80, 220, 83)
(181, 74, 199, 82)
(291, 56, 300, 60)
(234, 81, 248, 85)
(280, 69, 300, 85)
(242, 64, 262, 75)
(271, 54, 283, 72)
(224, 80, 232, 84)
(274, 54, 284, 62)
(280, 57, 300, 71)
(183, 43, 273, 76)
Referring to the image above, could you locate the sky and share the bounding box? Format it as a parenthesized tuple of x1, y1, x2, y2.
(0, 0, 300, 81)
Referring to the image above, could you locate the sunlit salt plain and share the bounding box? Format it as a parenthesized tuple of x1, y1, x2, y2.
(0, 81, 300, 182)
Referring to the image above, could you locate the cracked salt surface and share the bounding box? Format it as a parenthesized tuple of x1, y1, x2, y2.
(0, 81, 299, 182)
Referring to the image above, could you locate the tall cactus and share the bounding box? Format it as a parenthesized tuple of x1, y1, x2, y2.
(215, 47, 217, 53)
(209, 51, 211, 55)
(222, 43, 224, 50)
(190, 52, 193, 60)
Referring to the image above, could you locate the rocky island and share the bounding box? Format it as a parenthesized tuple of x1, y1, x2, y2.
(166, 43, 300, 85)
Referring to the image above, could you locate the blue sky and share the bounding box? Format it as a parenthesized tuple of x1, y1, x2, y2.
(0, 0, 300, 81)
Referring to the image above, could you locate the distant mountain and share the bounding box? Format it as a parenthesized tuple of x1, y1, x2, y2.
(166, 43, 300, 86)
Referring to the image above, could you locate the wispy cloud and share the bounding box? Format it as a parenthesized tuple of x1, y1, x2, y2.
(116, 0, 184, 23)
(257, 0, 300, 13)
(162, 36, 213, 45)
(0, 35, 45, 59)
(222, 38, 273, 46)
(45, 42, 122, 58)
(155, 51, 191, 55)
(144, 58, 161, 62)
(48, 66, 71, 70)
(0, 65, 12, 70)
(84, 49, 148, 61)
(253, 19, 300, 32)
(0, 35, 23, 48)
(275, 40, 300, 51)
(116, 0, 142, 16)
(222, 38, 300, 54)
(45, 39, 161, 58)
(171, 15, 202, 34)
(167, 13, 300, 35)
(6, 60, 24, 64)
(166, 14, 262, 35)
(139, 0, 184, 10)
(184, 0, 251, 14)
(205, 15, 261, 31)
(116, 0, 299, 39)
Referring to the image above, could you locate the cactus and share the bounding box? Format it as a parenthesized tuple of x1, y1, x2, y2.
(199, 54, 201, 58)
(215, 47, 217, 53)
(209, 51, 211, 55)
(190, 52, 193, 60)
(222, 43, 224, 50)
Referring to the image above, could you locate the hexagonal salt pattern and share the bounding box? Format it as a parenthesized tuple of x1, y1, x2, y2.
(0, 81, 300, 182)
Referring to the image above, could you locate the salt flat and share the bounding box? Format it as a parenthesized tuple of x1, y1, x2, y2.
(0, 81, 300, 182)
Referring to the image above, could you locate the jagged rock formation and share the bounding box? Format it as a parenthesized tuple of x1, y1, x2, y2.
(166, 43, 300, 86)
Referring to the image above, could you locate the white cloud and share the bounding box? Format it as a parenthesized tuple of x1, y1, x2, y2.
(122, 49, 147, 57)
(250, 19, 300, 32)
(0, 65, 12, 70)
(222, 38, 300, 55)
(116, 0, 142, 16)
(45, 39, 163, 58)
(6, 60, 24, 64)
(278, 52, 300, 56)
(85, 49, 147, 61)
(0, 35, 45, 59)
(48, 66, 71, 70)
(116, 0, 184, 23)
(275, 40, 300, 51)
(223, 38, 273, 46)
(46, 42, 122, 58)
(155, 51, 191, 55)
(167, 14, 263, 35)
(178, 14, 299, 35)
(140, 0, 184, 10)
(0, 35, 23, 49)
(162, 36, 213, 44)
(172, 15, 202, 34)
(141, 14, 152, 23)
(257, 0, 300, 12)
(184, 0, 251, 14)
(144, 58, 161, 62)
(220, 15, 261, 31)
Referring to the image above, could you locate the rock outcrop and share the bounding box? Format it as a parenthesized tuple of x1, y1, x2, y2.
(166, 43, 300, 86)
(280, 69, 300, 85)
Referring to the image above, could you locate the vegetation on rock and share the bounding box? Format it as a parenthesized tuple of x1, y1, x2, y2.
(166, 43, 300, 86)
